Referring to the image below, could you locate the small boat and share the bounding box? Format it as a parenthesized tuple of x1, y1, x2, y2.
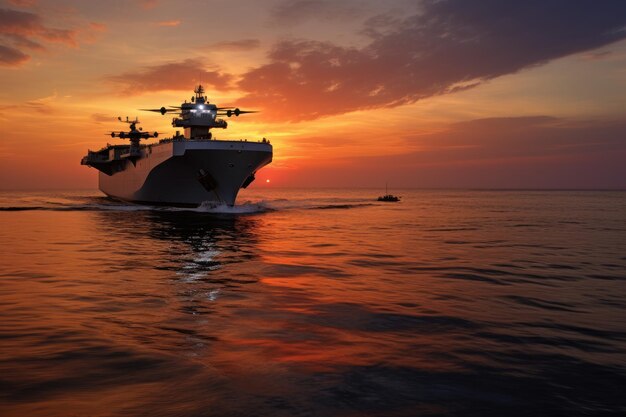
(378, 194, 400, 202)
(377, 183, 400, 202)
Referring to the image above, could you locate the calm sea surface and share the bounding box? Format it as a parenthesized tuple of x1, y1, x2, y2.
(0, 189, 625, 416)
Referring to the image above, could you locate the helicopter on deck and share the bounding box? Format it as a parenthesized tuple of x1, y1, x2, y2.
(140, 85, 258, 140)
(108, 116, 160, 142)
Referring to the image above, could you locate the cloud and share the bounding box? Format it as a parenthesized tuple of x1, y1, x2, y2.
(271, 0, 367, 26)
(76, 22, 107, 45)
(0, 92, 59, 113)
(91, 113, 114, 124)
(138, 0, 158, 10)
(579, 50, 613, 61)
(156, 20, 181, 27)
(6, 34, 44, 51)
(89, 22, 107, 32)
(105, 58, 233, 95)
(0, 44, 29, 66)
(238, 0, 626, 121)
(211, 39, 261, 52)
(0, 7, 88, 66)
(375, 116, 626, 188)
(6, 0, 37, 8)
(408, 117, 626, 162)
(0, 8, 78, 46)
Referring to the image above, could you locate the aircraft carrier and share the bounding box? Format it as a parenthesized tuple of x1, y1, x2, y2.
(81, 85, 272, 206)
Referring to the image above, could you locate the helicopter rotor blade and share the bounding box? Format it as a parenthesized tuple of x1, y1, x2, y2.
(139, 106, 180, 115)
(223, 108, 260, 117)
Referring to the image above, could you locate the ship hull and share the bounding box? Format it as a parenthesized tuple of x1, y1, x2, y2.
(98, 140, 272, 206)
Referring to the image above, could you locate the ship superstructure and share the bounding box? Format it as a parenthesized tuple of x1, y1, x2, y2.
(81, 85, 272, 206)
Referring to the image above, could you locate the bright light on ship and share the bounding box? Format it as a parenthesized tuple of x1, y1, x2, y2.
(198, 105, 204, 109)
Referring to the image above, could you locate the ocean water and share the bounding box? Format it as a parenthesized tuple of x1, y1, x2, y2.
(0, 189, 625, 416)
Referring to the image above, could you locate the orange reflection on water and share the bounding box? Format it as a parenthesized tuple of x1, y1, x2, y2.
(3, 190, 625, 416)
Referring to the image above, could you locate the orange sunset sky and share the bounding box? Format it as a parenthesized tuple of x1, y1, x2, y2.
(0, 0, 625, 190)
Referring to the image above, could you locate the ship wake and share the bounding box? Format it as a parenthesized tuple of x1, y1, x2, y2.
(0, 195, 377, 214)
(191, 201, 270, 214)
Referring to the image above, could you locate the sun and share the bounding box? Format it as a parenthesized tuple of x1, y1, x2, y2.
(266, 179, 271, 183)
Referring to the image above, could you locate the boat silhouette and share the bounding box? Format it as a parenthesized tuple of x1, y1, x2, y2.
(377, 183, 400, 202)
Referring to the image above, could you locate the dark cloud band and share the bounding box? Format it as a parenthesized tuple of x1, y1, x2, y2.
(238, 0, 626, 121)
(0, 44, 29, 66)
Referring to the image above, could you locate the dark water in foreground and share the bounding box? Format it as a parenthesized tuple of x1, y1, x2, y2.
(0, 189, 625, 416)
